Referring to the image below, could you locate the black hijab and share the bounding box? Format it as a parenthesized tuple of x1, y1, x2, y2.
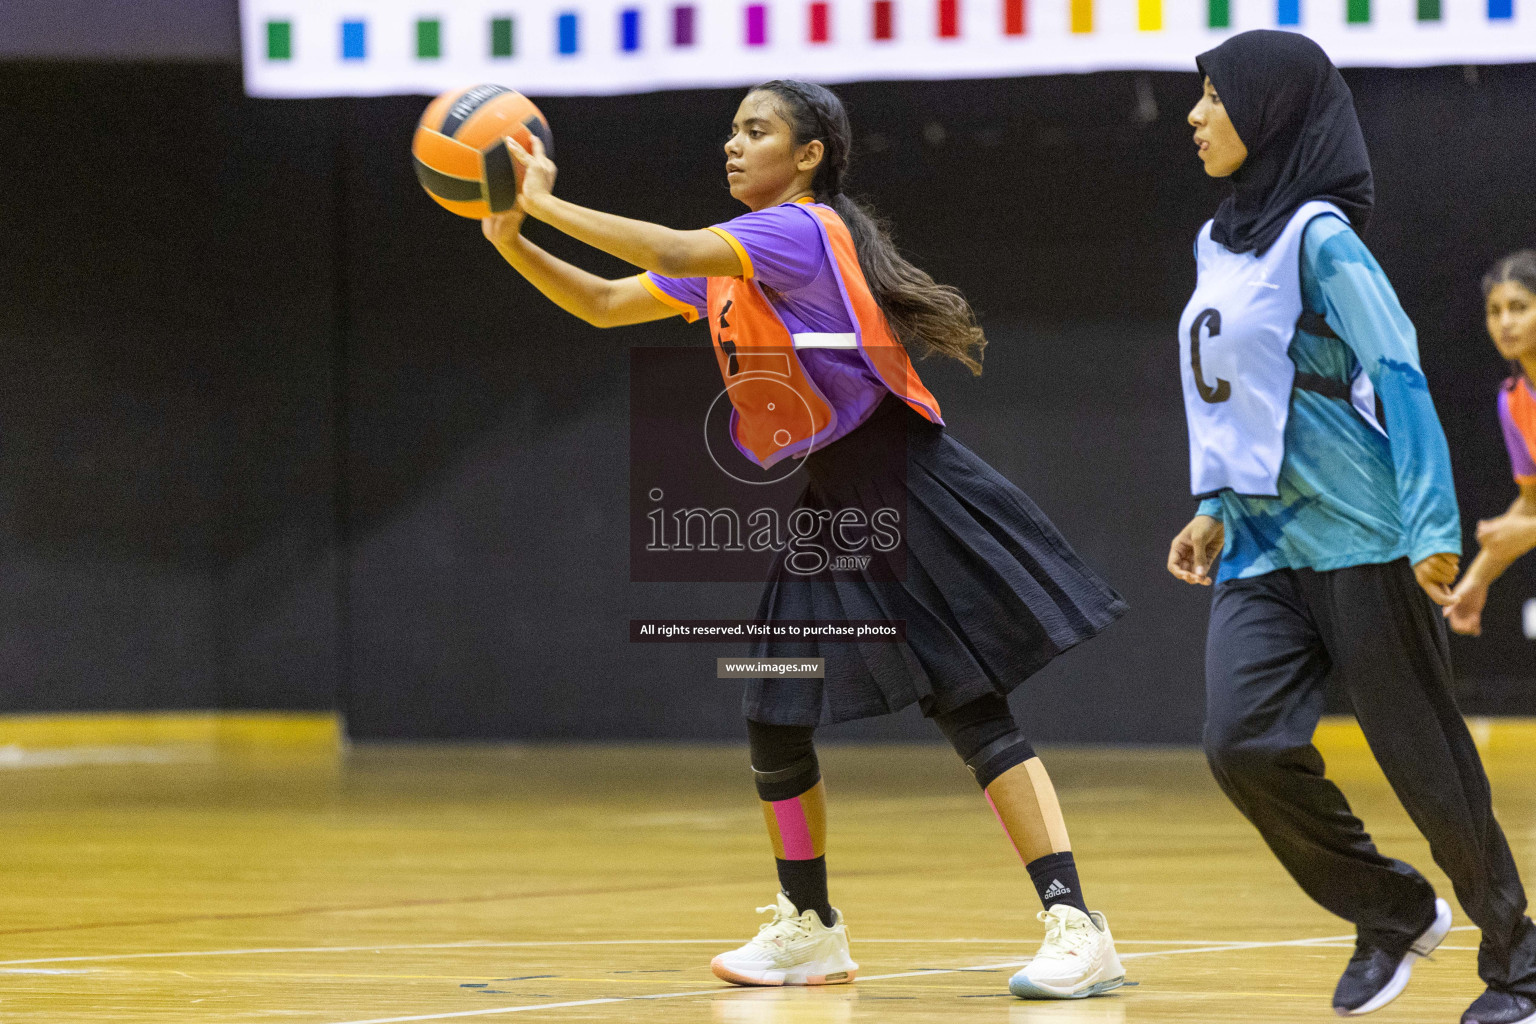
(1196, 30, 1373, 255)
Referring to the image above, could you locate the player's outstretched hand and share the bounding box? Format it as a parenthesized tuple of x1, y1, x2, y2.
(1475, 512, 1536, 563)
(481, 199, 526, 247)
(1443, 578, 1487, 637)
(505, 134, 557, 218)
(1168, 515, 1223, 586)
(1413, 552, 1459, 606)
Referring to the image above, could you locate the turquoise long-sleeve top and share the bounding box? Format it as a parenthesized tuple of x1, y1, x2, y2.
(1195, 214, 1462, 582)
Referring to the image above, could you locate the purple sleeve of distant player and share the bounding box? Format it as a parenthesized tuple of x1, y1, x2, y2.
(1499, 387, 1536, 482)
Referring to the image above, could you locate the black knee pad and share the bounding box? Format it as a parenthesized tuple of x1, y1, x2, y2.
(932, 695, 1036, 790)
(747, 719, 820, 802)
(963, 731, 1036, 790)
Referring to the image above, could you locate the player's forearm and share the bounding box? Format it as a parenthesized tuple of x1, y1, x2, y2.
(524, 194, 692, 276)
(1464, 515, 1536, 587)
(493, 234, 618, 327)
(1487, 514, 1536, 562)
(1459, 550, 1508, 592)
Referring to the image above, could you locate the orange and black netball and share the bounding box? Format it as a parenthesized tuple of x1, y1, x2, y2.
(412, 85, 553, 219)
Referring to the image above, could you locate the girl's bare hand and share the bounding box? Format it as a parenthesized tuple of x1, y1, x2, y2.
(481, 200, 526, 247)
(1413, 552, 1460, 606)
(1168, 515, 1224, 586)
(505, 134, 557, 218)
(1443, 580, 1487, 637)
(1475, 513, 1536, 562)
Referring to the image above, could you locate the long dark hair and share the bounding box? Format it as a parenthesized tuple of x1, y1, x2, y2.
(750, 80, 986, 376)
(1483, 249, 1536, 390)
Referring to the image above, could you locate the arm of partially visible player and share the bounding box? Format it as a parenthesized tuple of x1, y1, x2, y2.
(1305, 217, 1462, 603)
(482, 205, 677, 328)
(1446, 484, 1536, 636)
(507, 136, 744, 279)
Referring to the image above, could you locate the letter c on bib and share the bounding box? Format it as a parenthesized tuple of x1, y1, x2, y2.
(1190, 308, 1231, 404)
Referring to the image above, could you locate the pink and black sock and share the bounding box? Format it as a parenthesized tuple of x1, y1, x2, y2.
(748, 719, 833, 928)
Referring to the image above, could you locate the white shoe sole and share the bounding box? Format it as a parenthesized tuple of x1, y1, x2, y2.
(1336, 898, 1452, 1017)
(710, 954, 858, 987)
(1009, 973, 1126, 1000)
(1337, 956, 1416, 1017)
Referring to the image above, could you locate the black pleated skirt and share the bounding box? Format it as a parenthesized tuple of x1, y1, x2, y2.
(743, 394, 1127, 727)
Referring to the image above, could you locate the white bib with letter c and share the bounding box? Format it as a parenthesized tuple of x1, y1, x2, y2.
(1178, 200, 1346, 498)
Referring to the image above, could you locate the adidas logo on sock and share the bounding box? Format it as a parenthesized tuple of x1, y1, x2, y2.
(1043, 878, 1072, 900)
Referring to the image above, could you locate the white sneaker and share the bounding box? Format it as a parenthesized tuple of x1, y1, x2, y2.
(1009, 904, 1126, 999)
(710, 893, 859, 987)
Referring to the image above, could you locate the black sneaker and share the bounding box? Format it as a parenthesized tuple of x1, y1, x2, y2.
(1462, 989, 1536, 1024)
(1333, 897, 1452, 1016)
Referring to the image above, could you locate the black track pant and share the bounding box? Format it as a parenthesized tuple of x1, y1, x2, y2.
(1204, 558, 1536, 994)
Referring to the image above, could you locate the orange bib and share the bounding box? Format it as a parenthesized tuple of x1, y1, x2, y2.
(706, 204, 943, 469)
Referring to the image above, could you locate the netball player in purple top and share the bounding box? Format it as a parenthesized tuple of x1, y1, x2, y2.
(1445, 252, 1536, 638)
(480, 80, 1127, 999)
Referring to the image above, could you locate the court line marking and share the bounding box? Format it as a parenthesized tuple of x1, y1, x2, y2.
(0, 869, 912, 938)
(0, 943, 736, 967)
(0, 926, 1477, 970)
(317, 927, 1479, 1024)
(0, 882, 715, 938)
(0, 937, 1259, 967)
(0, 745, 204, 769)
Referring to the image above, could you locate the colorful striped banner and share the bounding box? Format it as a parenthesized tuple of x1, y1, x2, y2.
(262, 2, 1534, 61)
(242, 0, 1536, 99)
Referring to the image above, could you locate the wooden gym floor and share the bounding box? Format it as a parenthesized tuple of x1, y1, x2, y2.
(1, 716, 1534, 1023)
